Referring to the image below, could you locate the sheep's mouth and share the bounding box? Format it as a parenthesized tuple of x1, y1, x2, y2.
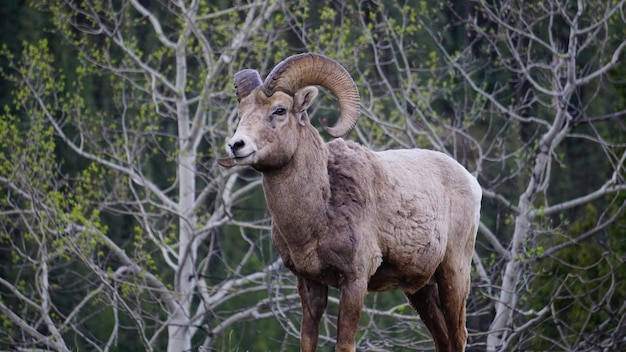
(234, 151, 256, 163)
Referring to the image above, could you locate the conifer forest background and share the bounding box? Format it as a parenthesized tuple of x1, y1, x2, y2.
(1, 0, 625, 351)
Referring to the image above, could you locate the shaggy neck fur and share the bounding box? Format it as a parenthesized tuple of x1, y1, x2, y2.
(261, 124, 331, 246)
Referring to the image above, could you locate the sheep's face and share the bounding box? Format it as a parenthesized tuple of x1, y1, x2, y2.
(221, 86, 319, 170)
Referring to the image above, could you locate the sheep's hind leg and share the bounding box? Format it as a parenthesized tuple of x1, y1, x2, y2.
(297, 277, 328, 352)
(405, 284, 451, 352)
(434, 260, 471, 351)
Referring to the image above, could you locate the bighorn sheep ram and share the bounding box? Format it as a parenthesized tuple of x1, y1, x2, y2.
(218, 53, 482, 352)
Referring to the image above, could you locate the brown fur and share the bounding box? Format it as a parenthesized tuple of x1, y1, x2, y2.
(221, 85, 482, 352)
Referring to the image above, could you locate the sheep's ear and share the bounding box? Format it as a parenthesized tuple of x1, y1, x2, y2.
(293, 86, 319, 125)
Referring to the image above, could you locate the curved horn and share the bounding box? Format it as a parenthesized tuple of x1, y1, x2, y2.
(262, 53, 360, 138)
(234, 69, 262, 101)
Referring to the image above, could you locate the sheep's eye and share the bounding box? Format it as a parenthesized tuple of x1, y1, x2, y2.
(274, 107, 287, 116)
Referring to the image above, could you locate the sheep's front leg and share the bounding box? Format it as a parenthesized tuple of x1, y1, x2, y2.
(297, 277, 328, 352)
(335, 279, 368, 352)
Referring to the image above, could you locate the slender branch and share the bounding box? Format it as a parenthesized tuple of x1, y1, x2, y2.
(539, 197, 626, 259)
(573, 109, 626, 127)
(481, 188, 522, 215)
(211, 293, 300, 336)
(22, 78, 179, 213)
(576, 39, 626, 86)
(128, 0, 177, 48)
(539, 184, 626, 216)
(0, 301, 65, 350)
(479, 221, 511, 259)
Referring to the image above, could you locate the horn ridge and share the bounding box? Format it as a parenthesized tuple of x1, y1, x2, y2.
(262, 53, 360, 138)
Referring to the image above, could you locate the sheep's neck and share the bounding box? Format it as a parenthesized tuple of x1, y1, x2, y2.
(261, 128, 330, 246)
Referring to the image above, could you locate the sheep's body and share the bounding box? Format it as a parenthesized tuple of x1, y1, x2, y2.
(270, 137, 480, 295)
(219, 53, 481, 352)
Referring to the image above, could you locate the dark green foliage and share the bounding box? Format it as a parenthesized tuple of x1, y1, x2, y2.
(523, 202, 626, 350)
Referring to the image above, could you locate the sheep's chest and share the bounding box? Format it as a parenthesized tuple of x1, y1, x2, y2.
(272, 230, 358, 288)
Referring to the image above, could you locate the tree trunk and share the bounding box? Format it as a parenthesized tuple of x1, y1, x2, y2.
(168, 29, 196, 351)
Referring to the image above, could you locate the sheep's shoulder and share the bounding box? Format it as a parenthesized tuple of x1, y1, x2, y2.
(324, 139, 386, 229)
(311, 139, 385, 282)
(326, 139, 385, 209)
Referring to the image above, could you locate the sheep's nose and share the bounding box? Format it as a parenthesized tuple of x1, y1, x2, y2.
(229, 139, 245, 153)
